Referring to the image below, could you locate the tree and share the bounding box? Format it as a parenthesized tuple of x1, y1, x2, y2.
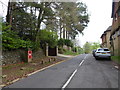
(91, 42, 100, 50)
(2, 23, 33, 50)
(56, 2, 89, 39)
(5, 2, 89, 51)
(83, 42, 100, 54)
(83, 42, 91, 54)
(39, 29, 58, 48)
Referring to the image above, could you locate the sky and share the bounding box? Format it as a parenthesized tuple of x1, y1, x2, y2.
(76, 0, 113, 47)
(0, 0, 113, 47)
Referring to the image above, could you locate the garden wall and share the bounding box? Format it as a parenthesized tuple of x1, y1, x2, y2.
(2, 49, 45, 65)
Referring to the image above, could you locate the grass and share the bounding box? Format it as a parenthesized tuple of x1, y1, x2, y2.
(63, 51, 80, 56)
(2, 56, 65, 85)
(111, 56, 120, 64)
(2, 62, 28, 70)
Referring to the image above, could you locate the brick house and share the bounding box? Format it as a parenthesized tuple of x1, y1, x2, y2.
(101, 26, 112, 49)
(110, 1, 120, 57)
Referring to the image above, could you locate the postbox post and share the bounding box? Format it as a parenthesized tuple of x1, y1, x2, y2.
(28, 48, 32, 62)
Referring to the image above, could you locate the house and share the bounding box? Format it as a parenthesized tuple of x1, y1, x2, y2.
(110, 1, 120, 57)
(100, 26, 112, 49)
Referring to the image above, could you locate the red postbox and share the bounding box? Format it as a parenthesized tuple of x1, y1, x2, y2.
(28, 50, 32, 59)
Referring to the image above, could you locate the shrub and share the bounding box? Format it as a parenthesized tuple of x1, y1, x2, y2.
(2, 24, 33, 51)
(39, 29, 58, 48)
(58, 38, 73, 47)
(58, 38, 65, 47)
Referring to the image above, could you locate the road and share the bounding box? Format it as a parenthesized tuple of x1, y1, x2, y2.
(3, 54, 118, 89)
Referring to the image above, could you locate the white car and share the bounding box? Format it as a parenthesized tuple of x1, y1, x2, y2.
(94, 48, 111, 60)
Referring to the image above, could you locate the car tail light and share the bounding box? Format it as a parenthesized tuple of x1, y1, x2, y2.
(107, 52, 111, 54)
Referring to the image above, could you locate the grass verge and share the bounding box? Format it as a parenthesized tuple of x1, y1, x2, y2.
(111, 56, 120, 64)
(2, 56, 66, 85)
(63, 51, 80, 56)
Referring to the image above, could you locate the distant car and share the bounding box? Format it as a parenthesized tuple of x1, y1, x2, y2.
(92, 49, 96, 57)
(94, 48, 111, 60)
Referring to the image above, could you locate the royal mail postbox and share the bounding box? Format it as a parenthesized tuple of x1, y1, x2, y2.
(28, 50, 32, 62)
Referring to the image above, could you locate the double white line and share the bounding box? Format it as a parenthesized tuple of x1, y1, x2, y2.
(62, 55, 87, 90)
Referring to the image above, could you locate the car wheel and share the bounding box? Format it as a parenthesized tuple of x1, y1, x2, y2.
(95, 57, 98, 60)
(109, 57, 111, 60)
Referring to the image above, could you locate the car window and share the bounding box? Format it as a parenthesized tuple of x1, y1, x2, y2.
(98, 49, 103, 51)
(104, 49, 109, 51)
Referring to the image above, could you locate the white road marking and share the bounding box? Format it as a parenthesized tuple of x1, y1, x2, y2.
(84, 54, 88, 59)
(79, 60, 84, 66)
(62, 54, 87, 89)
(62, 69, 78, 89)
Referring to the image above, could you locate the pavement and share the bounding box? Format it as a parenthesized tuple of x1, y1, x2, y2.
(2, 54, 119, 89)
(57, 54, 75, 58)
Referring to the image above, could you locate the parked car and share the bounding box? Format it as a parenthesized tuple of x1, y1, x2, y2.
(92, 49, 96, 57)
(94, 48, 111, 60)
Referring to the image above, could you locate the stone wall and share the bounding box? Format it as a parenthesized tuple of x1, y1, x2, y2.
(2, 49, 45, 65)
(2, 49, 25, 65)
(32, 49, 45, 60)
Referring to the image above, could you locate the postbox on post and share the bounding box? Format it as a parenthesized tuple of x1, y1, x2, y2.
(28, 49, 32, 62)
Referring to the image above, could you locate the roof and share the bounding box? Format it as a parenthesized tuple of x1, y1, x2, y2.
(105, 26, 112, 32)
(100, 26, 112, 38)
(111, 2, 115, 18)
(100, 33, 106, 38)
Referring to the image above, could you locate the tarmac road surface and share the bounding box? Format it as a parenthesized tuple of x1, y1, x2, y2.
(3, 54, 118, 89)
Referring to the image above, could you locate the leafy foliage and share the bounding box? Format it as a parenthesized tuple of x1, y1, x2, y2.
(2, 24, 33, 50)
(56, 2, 89, 39)
(91, 42, 100, 50)
(83, 42, 92, 54)
(58, 38, 65, 47)
(4, 2, 89, 52)
(58, 38, 73, 47)
(39, 29, 58, 48)
(64, 39, 73, 47)
(83, 42, 100, 54)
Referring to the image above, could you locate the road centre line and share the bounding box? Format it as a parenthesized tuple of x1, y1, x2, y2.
(62, 69, 78, 89)
(62, 54, 87, 89)
(79, 60, 84, 66)
(78, 54, 87, 66)
(84, 54, 88, 60)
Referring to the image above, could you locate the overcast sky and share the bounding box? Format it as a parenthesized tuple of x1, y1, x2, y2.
(0, 0, 113, 47)
(77, 0, 113, 46)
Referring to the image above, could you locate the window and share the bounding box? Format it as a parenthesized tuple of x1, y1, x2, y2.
(118, 7, 120, 16)
(104, 49, 109, 51)
(98, 49, 103, 51)
(115, 14, 117, 21)
(118, 29, 120, 36)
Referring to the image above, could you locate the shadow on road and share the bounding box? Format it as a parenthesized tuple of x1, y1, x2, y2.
(95, 58, 111, 61)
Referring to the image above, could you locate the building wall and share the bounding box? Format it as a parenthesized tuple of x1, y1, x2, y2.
(110, 1, 120, 57)
(113, 32, 119, 56)
(101, 28, 111, 49)
(101, 34, 107, 48)
(106, 31, 111, 49)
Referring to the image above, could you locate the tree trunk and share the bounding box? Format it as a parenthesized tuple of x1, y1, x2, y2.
(6, 1, 10, 25)
(60, 18, 62, 39)
(63, 24, 66, 39)
(6, 1, 13, 27)
(66, 30, 68, 39)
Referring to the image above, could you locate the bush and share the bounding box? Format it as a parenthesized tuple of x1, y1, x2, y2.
(2, 24, 33, 51)
(58, 47, 64, 54)
(58, 38, 65, 47)
(39, 29, 58, 48)
(64, 39, 73, 47)
(58, 38, 73, 47)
